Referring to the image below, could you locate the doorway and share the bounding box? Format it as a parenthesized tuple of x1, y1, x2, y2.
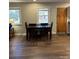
(57, 8, 67, 34)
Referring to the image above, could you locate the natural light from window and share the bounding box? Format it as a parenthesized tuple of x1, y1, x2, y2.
(38, 8, 48, 23)
(9, 9, 20, 25)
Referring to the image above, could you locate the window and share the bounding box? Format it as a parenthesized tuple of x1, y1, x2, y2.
(38, 8, 48, 23)
(9, 7, 21, 25)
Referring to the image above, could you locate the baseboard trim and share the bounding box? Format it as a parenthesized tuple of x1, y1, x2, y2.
(52, 32, 56, 34)
(15, 33, 26, 36)
(56, 32, 68, 35)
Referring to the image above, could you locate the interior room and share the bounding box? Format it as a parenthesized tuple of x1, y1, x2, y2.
(9, 0, 70, 59)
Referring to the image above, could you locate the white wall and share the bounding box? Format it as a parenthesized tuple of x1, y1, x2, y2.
(67, 6, 70, 22)
(67, 6, 70, 33)
(9, 3, 69, 35)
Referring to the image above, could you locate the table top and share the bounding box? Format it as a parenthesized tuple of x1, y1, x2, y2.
(27, 24, 51, 29)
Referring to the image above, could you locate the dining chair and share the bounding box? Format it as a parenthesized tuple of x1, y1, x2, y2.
(50, 22, 53, 39)
(25, 22, 28, 39)
(29, 23, 36, 26)
(40, 23, 48, 26)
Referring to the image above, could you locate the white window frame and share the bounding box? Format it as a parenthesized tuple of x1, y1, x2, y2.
(9, 7, 22, 25)
(37, 8, 49, 24)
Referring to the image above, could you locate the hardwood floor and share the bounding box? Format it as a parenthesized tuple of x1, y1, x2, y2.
(9, 35, 70, 59)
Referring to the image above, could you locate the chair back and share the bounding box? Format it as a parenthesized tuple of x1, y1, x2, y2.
(51, 22, 53, 30)
(40, 23, 48, 26)
(25, 22, 27, 34)
(25, 22, 27, 28)
(29, 23, 36, 26)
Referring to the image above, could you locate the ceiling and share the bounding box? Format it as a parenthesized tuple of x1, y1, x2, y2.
(9, 0, 69, 3)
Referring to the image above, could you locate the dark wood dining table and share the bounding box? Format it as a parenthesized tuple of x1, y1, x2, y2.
(26, 24, 52, 40)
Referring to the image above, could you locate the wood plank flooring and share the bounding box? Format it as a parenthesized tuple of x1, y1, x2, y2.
(9, 35, 70, 59)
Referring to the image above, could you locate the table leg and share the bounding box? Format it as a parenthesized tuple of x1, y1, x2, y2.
(50, 30, 52, 39)
(27, 30, 28, 40)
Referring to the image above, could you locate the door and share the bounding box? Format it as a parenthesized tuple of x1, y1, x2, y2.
(57, 8, 67, 33)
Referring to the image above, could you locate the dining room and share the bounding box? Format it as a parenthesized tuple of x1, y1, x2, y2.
(9, 0, 70, 59)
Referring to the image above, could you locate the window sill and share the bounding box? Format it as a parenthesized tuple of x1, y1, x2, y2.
(12, 24, 22, 26)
